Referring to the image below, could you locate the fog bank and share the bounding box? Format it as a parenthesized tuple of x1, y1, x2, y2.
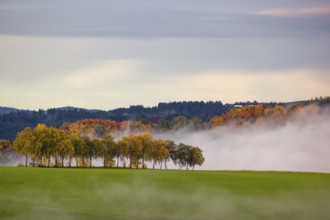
(156, 105, 330, 172)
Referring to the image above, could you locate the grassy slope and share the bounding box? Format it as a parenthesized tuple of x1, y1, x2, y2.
(0, 167, 330, 220)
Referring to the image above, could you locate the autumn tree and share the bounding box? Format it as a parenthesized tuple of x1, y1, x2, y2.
(157, 140, 169, 169)
(0, 139, 13, 165)
(117, 137, 129, 168)
(188, 147, 205, 170)
(117, 133, 144, 168)
(53, 129, 74, 167)
(164, 140, 176, 170)
(209, 115, 226, 128)
(34, 124, 53, 167)
(13, 127, 35, 166)
(32, 124, 74, 167)
(126, 134, 142, 168)
(137, 132, 153, 168)
(150, 139, 169, 169)
(176, 143, 191, 169)
(112, 142, 122, 168)
(70, 134, 86, 167)
(169, 142, 179, 167)
(97, 134, 116, 167)
(0, 140, 11, 156)
(83, 137, 97, 167)
(103, 134, 116, 167)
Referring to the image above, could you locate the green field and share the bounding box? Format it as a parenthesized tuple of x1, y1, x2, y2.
(0, 167, 330, 220)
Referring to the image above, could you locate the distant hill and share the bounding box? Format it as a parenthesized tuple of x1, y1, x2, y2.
(1, 98, 329, 141)
(0, 101, 227, 140)
(0, 107, 19, 115)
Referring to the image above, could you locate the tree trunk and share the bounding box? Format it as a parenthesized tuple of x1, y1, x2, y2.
(62, 157, 64, 167)
(160, 161, 163, 170)
(165, 160, 167, 170)
(103, 157, 106, 168)
(153, 160, 155, 169)
(54, 158, 56, 167)
(25, 155, 28, 167)
(48, 156, 51, 167)
(116, 158, 119, 168)
(89, 155, 92, 167)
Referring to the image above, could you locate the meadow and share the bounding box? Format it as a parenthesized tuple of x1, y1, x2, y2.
(0, 167, 330, 220)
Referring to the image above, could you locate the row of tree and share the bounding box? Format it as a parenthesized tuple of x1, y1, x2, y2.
(13, 124, 204, 170)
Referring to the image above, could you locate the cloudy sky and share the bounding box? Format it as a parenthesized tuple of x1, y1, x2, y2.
(1, 0, 330, 110)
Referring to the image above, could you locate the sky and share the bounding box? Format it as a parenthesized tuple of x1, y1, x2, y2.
(1, 0, 330, 110)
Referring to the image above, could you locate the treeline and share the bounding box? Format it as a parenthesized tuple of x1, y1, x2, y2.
(1, 98, 329, 141)
(60, 117, 205, 137)
(209, 101, 329, 128)
(0, 101, 227, 140)
(61, 102, 330, 138)
(110, 101, 227, 121)
(13, 124, 204, 170)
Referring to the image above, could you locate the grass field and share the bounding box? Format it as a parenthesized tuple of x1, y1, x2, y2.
(0, 167, 330, 220)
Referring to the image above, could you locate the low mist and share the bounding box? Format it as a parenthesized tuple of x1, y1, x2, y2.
(156, 105, 330, 172)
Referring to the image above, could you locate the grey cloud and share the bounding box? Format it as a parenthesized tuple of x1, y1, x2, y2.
(128, 38, 330, 73)
(1, 0, 330, 87)
(1, 36, 330, 86)
(0, 0, 330, 38)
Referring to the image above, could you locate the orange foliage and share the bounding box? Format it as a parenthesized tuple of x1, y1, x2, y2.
(61, 119, 152, 138)
(61, 119, 120, 136)
(287, 104, 304, 115)
(209, 103, 314, 128)
(209, 104, 265, 127)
